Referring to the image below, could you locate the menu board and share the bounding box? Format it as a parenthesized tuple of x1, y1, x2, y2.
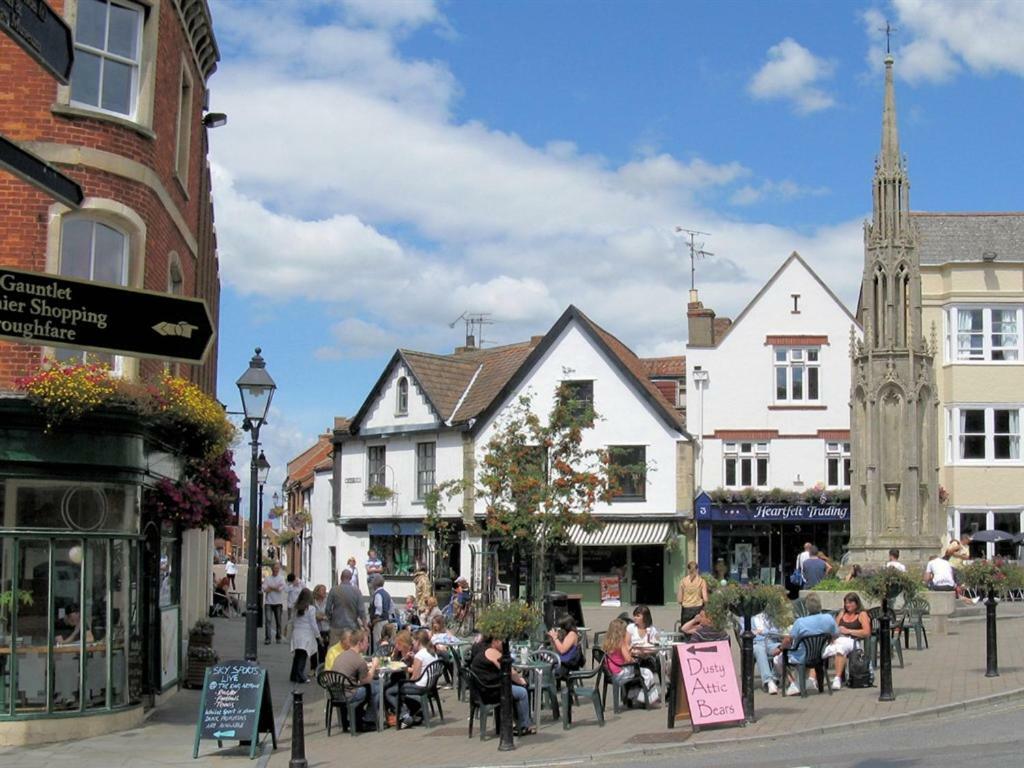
(667, 641, 744, 730)
(192, 660, 276, 759)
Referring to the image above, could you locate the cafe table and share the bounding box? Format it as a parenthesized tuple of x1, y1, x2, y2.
(514, 658, 548, 729)
(372, 659, 407, 731)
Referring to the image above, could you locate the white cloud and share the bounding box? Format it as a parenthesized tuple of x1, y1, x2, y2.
(340, 0, 444, 31)
(209, 4, 864, 377)
(863, 1, 1024, 83)
(748, 38, 836, 114)
(730, 179, 830, 206)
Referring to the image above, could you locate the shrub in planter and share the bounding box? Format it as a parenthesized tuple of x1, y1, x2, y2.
(475, 601, 541, 640)
(959, 560, 1010, 596)
(862, 568, 919, 603)
(707, 582, 792, 630)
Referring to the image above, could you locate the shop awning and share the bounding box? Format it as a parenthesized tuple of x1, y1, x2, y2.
(368, 521, 424, 536)
(567, 521, 673, 546)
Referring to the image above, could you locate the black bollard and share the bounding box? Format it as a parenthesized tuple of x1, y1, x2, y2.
(741, 612, 756, 723)
(985, 589, 999, 678)
(878, 597, 895, 702)
(498, 639, 515, 751)
(289, 690, 308, 768)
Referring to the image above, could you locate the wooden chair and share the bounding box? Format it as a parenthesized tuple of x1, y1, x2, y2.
(780, 633, 833, 697)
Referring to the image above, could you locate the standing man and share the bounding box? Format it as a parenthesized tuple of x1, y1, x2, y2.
(262, 562, 286, 644)
(325, 569, 364, 646)
(368, 574, 393, 653)
(366, 549, 384, 579)
(795, 542, 813, 574)
(800, 546, 831, 589)
(225, 555, 238, 590)
(347, 555, 361, 593)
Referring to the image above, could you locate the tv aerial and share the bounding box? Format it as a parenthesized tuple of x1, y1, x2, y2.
(675, 227, 713, 291)
(448, 312, 493, 349)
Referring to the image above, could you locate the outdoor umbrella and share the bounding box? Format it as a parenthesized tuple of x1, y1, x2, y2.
(967, 529, 1015, 543)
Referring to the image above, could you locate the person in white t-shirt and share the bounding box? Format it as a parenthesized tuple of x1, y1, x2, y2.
(285, 573, 305, 623)
(225, 556, 238, 589)
(346, 556, 361, 593)
(885, 548, 907, 572)
(925, 550, 957, 591)
(385, 628, 438, 726)
(262, 563, 287, 644)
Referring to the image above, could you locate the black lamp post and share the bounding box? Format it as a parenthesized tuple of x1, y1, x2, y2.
(237, 348, 276, 662)
(256, 451, 270, 632)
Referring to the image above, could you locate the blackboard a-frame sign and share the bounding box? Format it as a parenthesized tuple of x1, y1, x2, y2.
(193, 660, 277, 759)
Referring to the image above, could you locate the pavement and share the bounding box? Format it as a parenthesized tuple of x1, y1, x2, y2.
(1, 603, 1023, 768)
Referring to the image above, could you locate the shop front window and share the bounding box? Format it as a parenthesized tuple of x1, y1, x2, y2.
(369, 535, 426, 576)
(0, 480, 141, 719)
(581, 546, 626, 582)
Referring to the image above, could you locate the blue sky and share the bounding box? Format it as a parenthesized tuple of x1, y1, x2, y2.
(205, 0, 1024, 494)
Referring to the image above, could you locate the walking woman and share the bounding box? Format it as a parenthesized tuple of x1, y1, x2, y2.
(289, 588, 319, 683)
(677, 561, 708, 627)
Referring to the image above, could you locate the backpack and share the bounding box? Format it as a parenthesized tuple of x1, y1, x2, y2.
(845, 647, 873, 688)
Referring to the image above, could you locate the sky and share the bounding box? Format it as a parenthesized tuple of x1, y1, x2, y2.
(205, 0, 1024, 498)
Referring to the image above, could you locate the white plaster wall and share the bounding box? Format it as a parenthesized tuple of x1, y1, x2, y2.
(307, 468, 342, 589)
(338, 430, 465, 520)
(362, 363, 439, 431)
(687, 257, 862, 491)
(473, 320, 685, 516)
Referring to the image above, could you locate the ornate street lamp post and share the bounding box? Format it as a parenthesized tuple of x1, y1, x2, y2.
(237, 348, 276, 662)
(256, 451, 270, 633)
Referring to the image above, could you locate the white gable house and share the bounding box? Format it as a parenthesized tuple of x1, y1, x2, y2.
(686, 253, 862, 584)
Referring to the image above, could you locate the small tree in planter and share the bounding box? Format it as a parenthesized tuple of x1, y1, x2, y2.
(475, 601, 542, 751)
(862, 567, 920, 605)
(959, 560, 1012, 677)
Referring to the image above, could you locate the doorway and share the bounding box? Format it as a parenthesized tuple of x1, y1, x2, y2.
(631, 545, 664, 605)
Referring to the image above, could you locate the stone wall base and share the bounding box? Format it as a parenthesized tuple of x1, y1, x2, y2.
(0, 706, 144, 747)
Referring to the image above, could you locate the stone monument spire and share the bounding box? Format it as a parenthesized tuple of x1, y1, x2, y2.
(847, 55, 942, 565)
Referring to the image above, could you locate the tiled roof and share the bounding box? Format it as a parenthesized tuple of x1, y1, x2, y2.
(640, 356, 685, 377)
(334, 416, 351, 434)
(913, 212, 1024, 264)
(286, 433, 333, 489)
(449, 342, 537, 423)
(399, 350, 480, 421)
(713, 317, 733, 339)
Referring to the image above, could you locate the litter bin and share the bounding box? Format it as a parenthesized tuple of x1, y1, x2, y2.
(543, 590, 568, 629)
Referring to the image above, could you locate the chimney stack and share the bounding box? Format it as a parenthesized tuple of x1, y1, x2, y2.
(687, 289, 717, 347)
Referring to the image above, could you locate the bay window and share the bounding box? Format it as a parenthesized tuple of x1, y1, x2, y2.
(946, 406, 1022, 463)
(946, 306, 1023, 362)
(70, 0, 144, 119)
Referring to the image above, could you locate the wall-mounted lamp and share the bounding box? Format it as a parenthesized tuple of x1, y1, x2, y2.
(202, 112, 228, 128)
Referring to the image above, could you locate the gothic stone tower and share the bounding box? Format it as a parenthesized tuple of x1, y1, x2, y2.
(847, 56, 942, 565)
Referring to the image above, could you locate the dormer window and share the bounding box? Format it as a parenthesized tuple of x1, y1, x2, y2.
(396, 377, 409, 415)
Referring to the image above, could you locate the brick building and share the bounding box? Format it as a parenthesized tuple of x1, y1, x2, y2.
(0, 0, 221, 744)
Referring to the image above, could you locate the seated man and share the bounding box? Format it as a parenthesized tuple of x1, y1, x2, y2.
(925, 547, 959, 592)
(331, 629, 381, 730)
(771, 594, 837, 696)
(324, 628, 352, 671)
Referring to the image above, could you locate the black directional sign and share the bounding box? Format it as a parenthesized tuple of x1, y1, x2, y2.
(0, 134, 83, 209)
(0, 266, 215, 363)
(0, 0, 74, 84)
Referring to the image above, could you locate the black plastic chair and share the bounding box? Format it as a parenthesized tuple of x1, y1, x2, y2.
(900, 597, 930, 650)
(528, 649, 561, 719)
(561, 665, 604, 730)
(780, 633, 833, 697)
(866, 607, 904, 669)
(594, 648, 648, 713)
(590, 631, 606, 668)
(317, 667, 366, 737)
(394, 660, 446, 729)
(465, 667, 502, 741)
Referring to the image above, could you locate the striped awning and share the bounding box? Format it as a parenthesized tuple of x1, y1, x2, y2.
(566, 521, 673, 547)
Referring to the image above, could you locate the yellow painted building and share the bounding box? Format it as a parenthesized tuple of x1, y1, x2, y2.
(918, 212, 1024, 558)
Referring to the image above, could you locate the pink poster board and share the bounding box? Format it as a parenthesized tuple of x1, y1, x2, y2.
(675, 640, 744, 726)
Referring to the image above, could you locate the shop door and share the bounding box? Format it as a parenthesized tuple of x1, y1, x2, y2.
(631, 545, 663, 605)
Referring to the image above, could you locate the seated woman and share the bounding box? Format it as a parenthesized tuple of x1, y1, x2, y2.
(824, 592, 871, 690)
(420, 596, 443, 628)
(391, 629, 415, 665)
(469, 632, 535, 735)
(602, 619, 659, 706)
(385, 629, 439, 727)
(547, 614, 583, 678)
(56, 603, 94, 645)
(680, 609, 728, 643)
(376, 622, 396, 657)
(845, 565, 864, 582)
(627, 605, 659, 646)
(752, 611, 783, 694)
(401, 596, 419, 628)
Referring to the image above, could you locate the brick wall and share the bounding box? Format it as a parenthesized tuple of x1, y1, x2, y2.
(0, 0, 220, 394)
